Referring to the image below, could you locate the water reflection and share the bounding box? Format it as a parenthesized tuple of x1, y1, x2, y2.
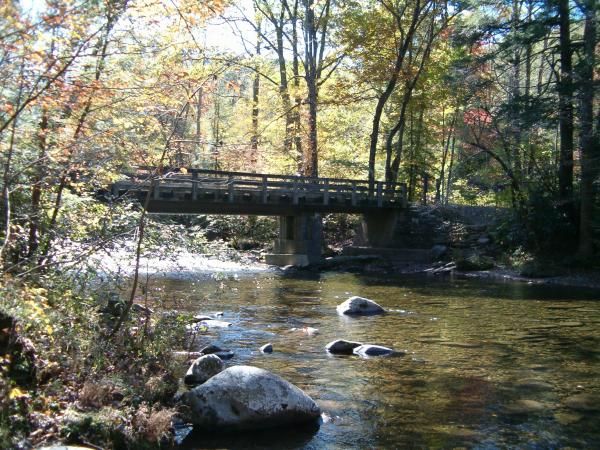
(151, 272, 600, 448)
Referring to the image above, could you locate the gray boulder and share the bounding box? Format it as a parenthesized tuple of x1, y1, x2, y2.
(353, 344, 401, 357)
(182, 365, 321, 430)
(325, 339, 362, 355)
(184, 354, 224, 386)
(336, 296, 385, 315)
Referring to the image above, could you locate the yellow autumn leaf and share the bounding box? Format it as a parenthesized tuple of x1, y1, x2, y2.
(9, 387, 27, 399)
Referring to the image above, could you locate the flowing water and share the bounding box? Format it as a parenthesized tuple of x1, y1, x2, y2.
(152, 271, 600, 449)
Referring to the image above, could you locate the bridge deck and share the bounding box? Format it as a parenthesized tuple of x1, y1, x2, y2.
(112, 168, 407, 215)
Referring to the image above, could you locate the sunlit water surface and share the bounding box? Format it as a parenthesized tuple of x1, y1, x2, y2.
(149, 271, 600, 449)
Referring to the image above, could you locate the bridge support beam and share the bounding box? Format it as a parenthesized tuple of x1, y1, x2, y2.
(264, 214, 322, 267)
(361, 210, 404, 247)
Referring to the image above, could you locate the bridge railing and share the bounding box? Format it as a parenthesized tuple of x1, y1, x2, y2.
(115, 167, 407, 208)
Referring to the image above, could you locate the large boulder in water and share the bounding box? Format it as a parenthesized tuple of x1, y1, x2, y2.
(336, 296, 385, 315)
(184, 354, 224, 386)
(325, 339, 362, 355)
(181, 365, 321, 430)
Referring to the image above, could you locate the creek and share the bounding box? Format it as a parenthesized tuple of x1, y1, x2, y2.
(150, 270, 600, 449)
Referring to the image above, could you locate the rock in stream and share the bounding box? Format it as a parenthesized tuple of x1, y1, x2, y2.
(184, 354, 224, 386)
(325, 339, 362, 355)
(181, 365, 321, 430)
(336, 296, 385, 315)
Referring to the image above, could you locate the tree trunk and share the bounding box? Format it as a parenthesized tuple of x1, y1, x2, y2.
(250, 23, 261, 169)
(0, 60, 25, 264)
(577, 0, 597, 258)
(301, 0, 330, 177)
(289, 0, 304, 172)
(510, 0, 523, 178)
(445, 134, 456, 204)
(28, 109, 48, 257)
(275, 26, 293, 155)
(557, 0, 574, 211)
(196, 86, 203, 162)
(436, 110, 456, 203)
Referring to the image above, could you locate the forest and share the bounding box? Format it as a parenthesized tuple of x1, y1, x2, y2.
(0, 0, 599, 448)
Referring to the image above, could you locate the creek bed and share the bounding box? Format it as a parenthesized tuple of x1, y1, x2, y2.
(152, 271, 600, 449)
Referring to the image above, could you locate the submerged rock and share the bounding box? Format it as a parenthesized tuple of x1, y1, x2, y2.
(184, 354, 224, 386)
(260, 343, 273, 353)
(325, 339, 362, 355)
(336, 296, 385, 315)
(199, 345, 235, 360)
(505, 399, 548, 415)
(353, 344, 401, 357)
(563, 393, 600, 412)
(181, 365, 321, 430)
(199, 344, 223, 354)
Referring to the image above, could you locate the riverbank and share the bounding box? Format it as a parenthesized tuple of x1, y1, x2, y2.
(303, 254, 600, 291)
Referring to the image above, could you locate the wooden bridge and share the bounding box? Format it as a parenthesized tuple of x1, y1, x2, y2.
(111, 167, 407, 215)
(111, 168, 408, 266)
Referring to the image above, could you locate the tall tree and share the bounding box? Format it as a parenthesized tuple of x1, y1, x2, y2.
(556, 0, 574, 210)
(367, 0, 430, 186)
(301, 0, 332, 176)
(577, 0, 598, 258)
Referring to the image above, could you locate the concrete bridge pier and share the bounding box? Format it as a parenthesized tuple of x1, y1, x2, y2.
(361, 210, 405, 247)
(265, 214, 322, 267)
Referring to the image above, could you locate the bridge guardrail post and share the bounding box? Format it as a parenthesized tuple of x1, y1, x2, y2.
(376, 181, 383, 207)
(262, 175, 268, 203)
(153, 180, 160, 200)
(324, 179, 329, 205)
(293, 180, 299, 205)
(191, 171, 198, 200)
(351, 181, 357, 206)
(228, 175, 234, 203)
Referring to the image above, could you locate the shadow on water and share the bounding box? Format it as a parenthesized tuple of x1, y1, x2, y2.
(348, 272, 600, 302)
(179, 422, 320, 450)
